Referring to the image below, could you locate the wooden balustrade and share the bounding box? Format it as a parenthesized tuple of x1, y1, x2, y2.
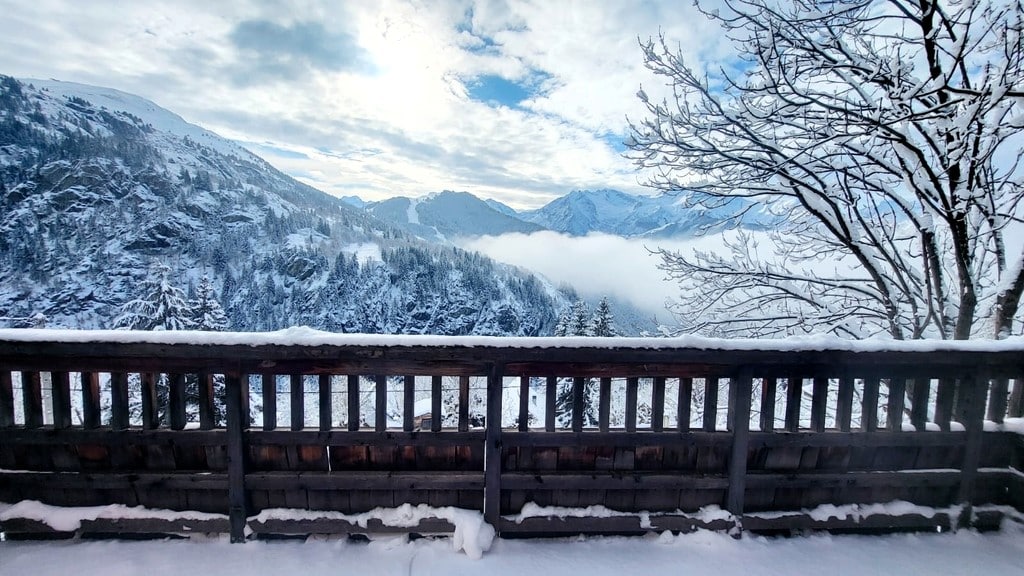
(0, 332, 1023, 541)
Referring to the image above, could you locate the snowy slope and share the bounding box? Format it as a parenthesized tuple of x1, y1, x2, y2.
(0, 76, 568, 335)
(366, 191, 545, 242)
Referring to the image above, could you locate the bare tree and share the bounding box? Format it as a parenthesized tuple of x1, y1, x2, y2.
(627, 0, 1024, 339)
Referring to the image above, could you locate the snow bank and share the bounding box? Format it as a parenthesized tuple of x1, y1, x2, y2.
(0, 500, 226, 532)
(250, 504, 494, 559)
(506, 503, 735, 530)
(746, 500, 964, 527)
(3, 326, 1024, 353)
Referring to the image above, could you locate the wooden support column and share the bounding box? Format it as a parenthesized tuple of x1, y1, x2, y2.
(956, 369, 987, 529)
(375, 375, 387, 432)
(810, 377, 828, 432)
(319, 374, 333, 431)
(290, 374, 304, 431)
(678, 377, 692, 432)
(225, 373, 249, 543)
(727, 367, 753, 531)
(703, 377, 719, 432)
(262, 373, 277, 430)
(861, 376, 880, 432)
(0, 370, 13, 427)
(199, 372, 217, 430)
(51, 371, 71, 429)
(571, 377, 584, 432)
(458, 376, 469, 432)
(836, 374, 854, 433)
(545, 376, 557, 432)
(109, 372, 128, 430)
(430, 375, 442, 432)
(625, 377, 639, 433)
(347, 375, 360, 431)
(484, 364, 504, 531)
(909, 378, 930, 431)
(784, 375, 801, 432)
(403, 375, 415, 432)
(598, 377, 611, 432)
(79, 372, 101, 429)
(759, 377, 776, 432)
(168, 373, 186, 430)
(518, 376, 530, 432)
(22, 371, 43, 428)
(886, 378, 907, 432)
(987, 378, 1009, 424)
(139, 373, 159, 429)
(651, 377, 666, 432)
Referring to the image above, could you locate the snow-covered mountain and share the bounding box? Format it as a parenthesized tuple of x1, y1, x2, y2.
(520, 189, 763, 238)
(365, 190, 545, 242)
(0, 77, 568, 335)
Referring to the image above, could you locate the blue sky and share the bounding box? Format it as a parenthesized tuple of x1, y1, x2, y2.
(0, 0, 728, 209)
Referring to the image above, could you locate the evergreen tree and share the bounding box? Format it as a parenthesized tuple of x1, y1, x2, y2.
(591, 297, 617, 337)
(113, 263, 194, 330)
(554, 311, 570, 337)
(568, 300, 591, 336)
(189, 275, 229, 331)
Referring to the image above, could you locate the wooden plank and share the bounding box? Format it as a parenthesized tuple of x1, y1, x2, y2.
(249, 430, 485, 447)
(199, 372, 216, 430)
(910, 378, 930, 431)
(599, 377, 611, 432)
(956, 371, 987, 527)
(0, 370, 12, 427)
(545, 376, 557, 432)
(290, 374, 304, 431)
(261, 373, 277, 430)
(348, 375, 360, 431)
(887, 378, 907, 432)
(727, 368, 752, 516)
(835, 375, 853, 433)
(109, 372, 128, 430)
(374, 375, 387, 432)
(139, 373, 158, 430)
(678, 377, 693, 432)
(458, 376, 469, 432)
(934, 378, 955, 431)
(1009, 379, 1024, 417)
(703, 377, 719, 432)
(861, 376, 880, 432)
(431, 375, 442, 432)
(168, 373, 186, 430)
(403, 375, 415, 432)
(225, 373, 248, 543)
(784, 375, 801, 432)
(51, 371, 71, 429)
(987, 378, 1009, 424)
(80, 371, 101, 429)
(519, 376, 530, 431)
(625, 377, 639, 433)
(21, 371, 43, 428)
(245, 471, 485, 491)
(501, 473, 729, 490)
(319, 374, 332, 431)
(572, 377, 584, 432)
(810, 377, 828, 432)
(759, 377, 777, 432)
(485, 364, 504, 529)
(651, 377, 666, 432)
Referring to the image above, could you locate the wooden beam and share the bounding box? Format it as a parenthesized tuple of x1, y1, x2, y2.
(784, 375, 801, 432)
(484, 364, 503, 530)
(21, 371, 42, 428)
(599, 377, 611, 433)
(262, 373, 277, 430)
(519, 375, 530, 432)
(835, 375, 854, 433)
(651, 377, 666, 433)
(0, 370, 12, 427)
(625, 377, 638, 433)
(886, 378, 907, 432)
(430, 375, 442, 432)
(199, 372, 216, 430)
(934, 378, 955, 431)
(458, 376, 469, 432)
(810, 377, 828, 432)
(759, 377, 776, 432)
(987, 378, 1009, 424)
(571, 377, 584, 433)
(545, 376, 556, 432)
(347, 375, 360, 431)
(704, 377, 719, 432)
(910, 378, 930, 431)
(290, 374, 304, 431)
(139, 373, 159, 429)
(957, 370, 988, 528)
(81, 371, 101, 429)
(375, 374, 387, 432)
(861, 376, 880, 432)
(403, 375, 415, 432)
(678, 377, 692, 432)
(319, 374, 332, 431)
(225, 373, 248, 543)
(727, 367, 753, 518)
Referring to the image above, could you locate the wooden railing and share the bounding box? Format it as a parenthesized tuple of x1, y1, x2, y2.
(1, 331, 1023, 541)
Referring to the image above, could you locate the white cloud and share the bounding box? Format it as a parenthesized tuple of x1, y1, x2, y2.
(0, 0, 732, 209)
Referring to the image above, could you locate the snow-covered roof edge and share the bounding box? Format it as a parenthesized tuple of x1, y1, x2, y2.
(2, 327, 1024, 353)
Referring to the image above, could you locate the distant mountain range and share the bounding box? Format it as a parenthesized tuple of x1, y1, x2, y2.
(357, 187, 766, 242)
(0, 77, 591, 335)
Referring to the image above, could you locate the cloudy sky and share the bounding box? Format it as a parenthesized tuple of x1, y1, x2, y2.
(0, 0, 729, 209)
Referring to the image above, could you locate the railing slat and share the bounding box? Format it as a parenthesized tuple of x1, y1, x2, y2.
(458, 376, 469, 432)
(727, 367, 753, 517)
(431, 375, 442, 432)
(545, 376, 556, 432)
(81, 372, 101, 429)
(599, 377, 611, 433)
(987, 378, 1009, 424)
(109, 372, 128, 430)
(376, 375, 388, 432)
(199, 372, 216, 430)
(1009, 378, 1024, 418)
(51, 371, 71, 429)
(0, 370, 12, 428)
(651, 377, 666, 433)
(836, 375, 854, 432)
(348, 375, 360, 431)
(784, 375, 801, 432)
(703, 377, 718, 432)
(140, 373, 158, 430)
(262, 373, 277, 431)
(403, 375, 415, 432)
(168, 373, 186, 430)
(678, 377, 692, 432)
(910, 378, 930, 431)
(519, 376, 530, 432)
(224, 373, 248, 543)
(320, 374, 333, 431)
(861, 376, 880, 432)
(21, 371, 42, 428)
(572, 377, 584, 432)
(810, 377, 828, 432)
(290, 374, 304, 431)
(625, 377, 638, 433)
(484, 364, 503, 529)
(887, 378, 907, 432)
(956, 370, 988, 528)
(759, 377, 776, 432)
(934, 378, 955, 431)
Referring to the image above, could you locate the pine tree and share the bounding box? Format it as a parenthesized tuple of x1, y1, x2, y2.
(554, 311, 570, 337)
(189, 275, 229, 331)
(591, 297, 617, 337)
(568, 300, 590, 336)
(113, 263, 194, 330)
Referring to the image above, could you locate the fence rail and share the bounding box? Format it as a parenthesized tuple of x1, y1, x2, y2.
(1, 331, 1023, 541)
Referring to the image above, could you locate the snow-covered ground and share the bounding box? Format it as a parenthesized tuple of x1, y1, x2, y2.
(2, 523, 1022, 576)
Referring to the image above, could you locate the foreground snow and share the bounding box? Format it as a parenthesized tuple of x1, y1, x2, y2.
(2, 523, 1022, 576)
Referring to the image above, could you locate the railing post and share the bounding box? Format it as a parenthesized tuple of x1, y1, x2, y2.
(0, 370, 12, 428)
(956, 368, 987, 530)
(225, 372, 249, 543)
(727, 367, 753, 534)
(484, 364, 504, 533)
